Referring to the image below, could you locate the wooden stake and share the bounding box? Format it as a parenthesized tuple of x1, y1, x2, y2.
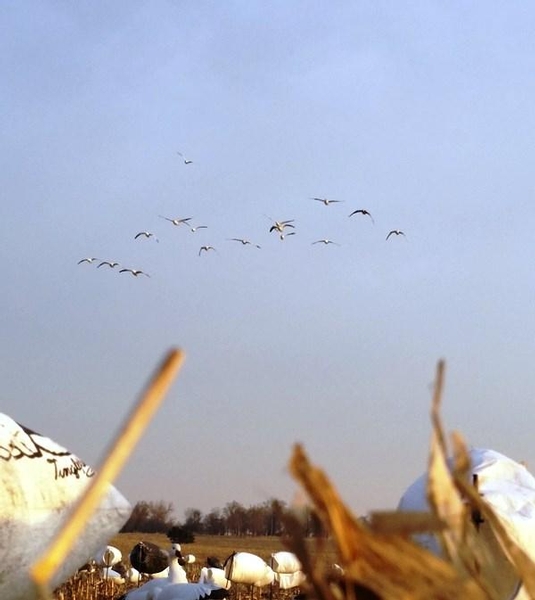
(31, 347, 185, 599)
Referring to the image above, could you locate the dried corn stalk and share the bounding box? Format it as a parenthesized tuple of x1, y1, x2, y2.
(285, 360, 535, 600)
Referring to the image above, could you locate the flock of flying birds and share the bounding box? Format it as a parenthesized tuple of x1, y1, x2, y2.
(77, 152, 406, 279)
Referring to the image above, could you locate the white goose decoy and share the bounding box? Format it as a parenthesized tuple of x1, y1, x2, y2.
(126, 566, 143, 584)
(197, 556, 230, 589)
(94, 544, 126, 582)
(95, 544, 122, 568)
(101, 565, 126, 584)
(223, 551, 274, 587)
(156, 581, 219, 600)
(123, 543, 189, 600)
(397, 448, 535, 600)
(0, 413, 131, 600)
(124, 545, 222, 600)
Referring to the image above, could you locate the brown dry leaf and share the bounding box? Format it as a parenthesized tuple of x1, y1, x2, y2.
(427, 360, 468, 558)
(288, 443, 487, 600)
(426, 366, 505, 599)
(286, 359, 535, 600)
(282, 510, 340, 600)
(367, 510, 444, 536)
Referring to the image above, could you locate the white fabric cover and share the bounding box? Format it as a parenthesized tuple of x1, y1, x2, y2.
(225, 552, 272, 585)
(275, 570, 306, 589)
(0, 413, 131, 600)
(398, 447, 535, 600)
(208, 567, 231, 588)
(271, 551, 302, 574)
(253, 566, 275, 587)
(94, 544, 122, 567)
(126, 567, 143, 583)
(101, 566, 125, 583)
(198, 567, 231, 588)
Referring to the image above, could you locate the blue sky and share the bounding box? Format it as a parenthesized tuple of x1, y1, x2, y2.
(3, 1, 535, 519)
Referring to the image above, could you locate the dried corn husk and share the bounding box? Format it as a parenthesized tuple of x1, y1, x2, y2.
(285, 360, 535, 600)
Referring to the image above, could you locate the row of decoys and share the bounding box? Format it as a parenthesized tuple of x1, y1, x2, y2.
(89, 540, 306, 600)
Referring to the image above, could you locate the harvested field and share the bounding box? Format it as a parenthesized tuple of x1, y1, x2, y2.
(50, 362, 535, 600)
(52, 534, 334, 600)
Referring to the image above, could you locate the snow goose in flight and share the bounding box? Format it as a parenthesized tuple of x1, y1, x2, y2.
(269, 220, 295, 234)
(311, 197, 343, 206)
(77, 257, 99, 265)
(177, 151, 193, 165)
(278, 231, 296, 241)
(119, 268, 150, 277)
(386, 230, 406, 240)
(348, 209, 374, 223)
(312, 239, 340, 246)
(135, 231, 159, 242)
(228, 238, 261, 248)
(199, 246, 216, 256)
(159, 215, 193, 227)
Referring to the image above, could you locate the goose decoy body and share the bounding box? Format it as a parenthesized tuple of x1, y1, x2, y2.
(123, 544, 218, 600)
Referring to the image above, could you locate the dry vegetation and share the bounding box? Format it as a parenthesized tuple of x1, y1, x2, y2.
(107, 533, 337, 566)
(53, 534, 334, 600)
(51, 360, 535, 599)
(279, 361, 535, 600)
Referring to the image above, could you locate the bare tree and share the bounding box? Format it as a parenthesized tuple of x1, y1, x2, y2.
(223, 501, 247, 536)
(120, 501, 176, 533)
(264, 498, 287, 535)
(203, 508, 226, 535)
(184, 508, 204, 533)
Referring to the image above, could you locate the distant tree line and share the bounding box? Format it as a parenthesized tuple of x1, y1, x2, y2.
(120, 498, 326, 537)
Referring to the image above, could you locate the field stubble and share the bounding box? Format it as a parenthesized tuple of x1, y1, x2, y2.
(53, 534, 336, 600)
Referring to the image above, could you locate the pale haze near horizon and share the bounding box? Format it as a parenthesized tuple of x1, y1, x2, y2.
(3, 2, 535, 521)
